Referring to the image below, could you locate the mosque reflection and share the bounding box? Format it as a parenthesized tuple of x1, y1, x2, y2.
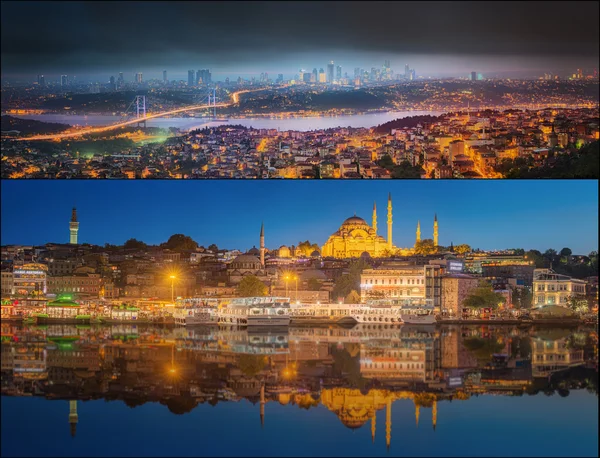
(1, 322, 597, 444)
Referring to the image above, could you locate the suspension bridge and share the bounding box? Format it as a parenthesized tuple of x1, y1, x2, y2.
(14, 86, 284, 142)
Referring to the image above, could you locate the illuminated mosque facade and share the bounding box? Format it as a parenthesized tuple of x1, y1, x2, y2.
(320, 193, 439, 259)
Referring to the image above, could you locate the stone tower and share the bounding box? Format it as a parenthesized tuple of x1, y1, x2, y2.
(387, 193, 393, 250)
(69, 208, 79, 245)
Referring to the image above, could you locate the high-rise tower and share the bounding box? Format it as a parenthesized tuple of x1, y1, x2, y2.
(387, 193, 393, 250)
(416, 220, 421, 244)
(433, 214, 439, 247)
(260, 223, 265, 268)
(372, 202, 377, 235)
(69, 208, 79, 245)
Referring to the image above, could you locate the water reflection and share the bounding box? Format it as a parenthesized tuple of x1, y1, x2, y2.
(1, 323, 597, 444)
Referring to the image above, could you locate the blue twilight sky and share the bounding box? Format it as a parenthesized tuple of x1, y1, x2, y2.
(1, 180, 598, 254)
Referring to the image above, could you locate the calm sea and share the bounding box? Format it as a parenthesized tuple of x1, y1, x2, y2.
(1, 323, 597, 457)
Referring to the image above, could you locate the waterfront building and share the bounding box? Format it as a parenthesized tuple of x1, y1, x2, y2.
(12, 263, 47, 297)
(360, 264, 425, 301)
(532, 268, 587, 307)
(1, 271, 14, 296)
(440, 274, 479, 316)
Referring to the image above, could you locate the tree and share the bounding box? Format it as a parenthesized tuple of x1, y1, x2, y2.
(525, 250, 548, 268)
(463, 283, 506, 309)
(332, 259, 369, 300)
(414, 239, 437, 256)
(208, 244, 218, 252)
(559, 247, 572, 257)
(123, 238, 147, 250)
(566, 295, 589, 314)
(345, 290, 362, 303)
(163, 234, 198, 252)
(237, 275, 268, 297)
(511, 286, 532, 309)
(454, 244, 472, 255)
(307, 278, 322, 291)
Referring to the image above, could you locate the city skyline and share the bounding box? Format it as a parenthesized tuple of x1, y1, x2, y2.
(1, 180, 597, 254)
(2, 2, 599, 79)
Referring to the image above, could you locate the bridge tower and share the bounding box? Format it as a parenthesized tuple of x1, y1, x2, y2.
(135, 95, 146, 127)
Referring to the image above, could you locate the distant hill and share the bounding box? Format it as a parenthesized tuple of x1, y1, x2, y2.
(1, 115, 70, 136)
(373, 114, 443, 133)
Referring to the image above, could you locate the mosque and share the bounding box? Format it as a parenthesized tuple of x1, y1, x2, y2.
(320, 193, 439, 259)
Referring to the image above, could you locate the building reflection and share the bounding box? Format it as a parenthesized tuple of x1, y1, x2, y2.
(0, 322, 597, 442)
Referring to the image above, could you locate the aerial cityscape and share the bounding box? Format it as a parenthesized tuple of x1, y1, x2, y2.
(1, 1, 598, 457)
(1, 2, 598, 179)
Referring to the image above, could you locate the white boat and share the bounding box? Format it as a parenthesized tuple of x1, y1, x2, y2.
(218, 297, 291, 326)
(400, 307, 436, 325)
(173, 306, 218, 326)
(366, 299, 436, 325)
(290, 303, 403, 325)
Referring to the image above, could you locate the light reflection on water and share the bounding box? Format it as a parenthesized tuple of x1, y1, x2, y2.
(12, 111, 443, 132)
(1, 323, 597, 457)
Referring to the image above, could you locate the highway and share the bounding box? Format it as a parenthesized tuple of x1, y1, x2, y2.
(14, 86, 284, 142)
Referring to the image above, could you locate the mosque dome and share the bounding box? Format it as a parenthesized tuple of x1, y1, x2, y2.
(231, 254, 261, 270)
(341, 216, 369, 228)
(300, 269, 327, 281)
(278, 245, 291, 258)
(247, 246, 260, 256)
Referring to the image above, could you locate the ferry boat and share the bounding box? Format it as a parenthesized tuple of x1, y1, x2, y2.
(101, 304, 143, 324)
(218, 297, 291, 326)
(290, 303, 403, 325)
(366, 299, 436, 325)
(173, 305, 218, 326)
(1, 300, 22, 322)
(173, 298, 220, 326)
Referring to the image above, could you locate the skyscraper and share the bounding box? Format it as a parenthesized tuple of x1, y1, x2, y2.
(327, 61, 335, 83)
(118, 72, 124, 88)
(135, 72, 143, 84)
(61, 75, 68, 87)
(109, 75, 116, 91)
(37, 75, 45, 86)
(163, 70, 168, 84)
(336, 65, 342, 82)
(404, 64, 410, 79)
(318, 68, 326, 83)
(471, 71, 477, 81)
(188, 70, 196, 86)
(312, 68, 318, 83)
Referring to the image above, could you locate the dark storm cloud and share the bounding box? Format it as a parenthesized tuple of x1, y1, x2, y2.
(1, 1, 599, 74)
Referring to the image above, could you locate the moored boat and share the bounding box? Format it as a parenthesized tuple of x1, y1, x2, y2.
(218, 297, 291, 326)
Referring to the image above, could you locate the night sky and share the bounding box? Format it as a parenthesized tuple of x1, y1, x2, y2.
(1, 1, 599, 80)
(1, 180, 597, 254)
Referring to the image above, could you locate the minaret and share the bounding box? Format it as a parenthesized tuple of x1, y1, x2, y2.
(415, 403, 420, 428)
(416, 220, 421, 245)
(260, 384, 265, 428)
(69, 208, 79, 245)
(432, 399, 437, 432)
(385, 398, 392, 451)
(371, 413, 376, 443)
(433, 214, 439, 247)
(372, 202, 377, 235)
(68, 400, 78, 437)
(260, 223, 265, 268)
(387, 193, 393, 251)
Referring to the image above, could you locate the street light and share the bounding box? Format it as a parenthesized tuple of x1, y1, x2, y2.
(169, 275, 176, 303)
(284, 275, 289, 297)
